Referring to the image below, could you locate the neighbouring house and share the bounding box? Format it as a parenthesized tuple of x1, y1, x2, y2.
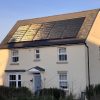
(0, 8, 100, 97)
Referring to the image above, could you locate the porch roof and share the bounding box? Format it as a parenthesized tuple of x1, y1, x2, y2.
(28, 66, 45, 73)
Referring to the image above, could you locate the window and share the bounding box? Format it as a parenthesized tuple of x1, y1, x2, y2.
(58, 48, 67, 61)
(11, 50, 19, 63)
(34, 49, 40, 60)
(9, 74, 21, 88)
(58, 72, 68, 89)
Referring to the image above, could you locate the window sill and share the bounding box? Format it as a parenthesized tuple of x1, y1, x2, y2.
(64, 89, 69, 94)
(60, 88, 69, 92)
(34, 59, 40, 62)
(10, 63, 19, 65)
(56, 61, 68, 64)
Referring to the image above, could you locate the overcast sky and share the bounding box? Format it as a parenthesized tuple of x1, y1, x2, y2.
(0, 0, 100, 43)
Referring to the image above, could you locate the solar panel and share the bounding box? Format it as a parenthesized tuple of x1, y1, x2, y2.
(62, 17, 85, 38)
(47, 21, 66, 39)
(21, 29, 37, 41)
(9, 24, 42, 42)
(9, 25, 30, 42)
(17, 25, 29, 31)
(29, 24, 41, 29)
(33, 22, 55, 40)
(9, 17, 85, 42)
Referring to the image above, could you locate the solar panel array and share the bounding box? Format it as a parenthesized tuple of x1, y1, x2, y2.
(9, 17, 85, 42)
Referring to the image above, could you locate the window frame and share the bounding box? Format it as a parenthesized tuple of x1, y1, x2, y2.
(8, 73, 21, 88)
(11, 49, 19, 63)
(34, 48, 40, 61)
(58, 47, 67, 62)
(58, 71, 68, 90)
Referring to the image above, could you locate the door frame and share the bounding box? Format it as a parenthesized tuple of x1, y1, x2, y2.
(33, 73, 41, 92)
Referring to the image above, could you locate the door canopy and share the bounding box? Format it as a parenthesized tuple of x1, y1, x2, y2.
(28, 66, 45, 73)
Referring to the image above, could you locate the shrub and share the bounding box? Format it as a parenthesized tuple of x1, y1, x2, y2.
(17, 96, 34, 100)
(11, 87, 32, 98)
(86, 84, 100, 99)
(0, 86, 75, 100)
(66, 93, 74, 100)
(86, 85, 94, 99)
(33, 96, 54, 100)
(35, 88, 66, 100)
(94, 84, 100, 95)
(0, 95, 7, 100)
(0, 86, 33, 100)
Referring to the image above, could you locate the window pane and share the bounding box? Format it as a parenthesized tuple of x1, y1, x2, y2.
(59, 74, 67, 80)
(59, 55, 67, 61)
(12, 57, 19, 62)
(9, 81, 16, 87)
(18, 81, 21, 87)
(36, 49, 39, 53)
(18, 75, 21, 80)
(59, 48, 66, 53)
(60, 81, 67, 89)
(65, 55, 67, 60)
(10, 75, 16, 80)
(12, 50, 18, 56)
(59, 72, 67, 89)
(36, 54, 40, 59)
(34, 49, 40, 60)
(11, 50, 19, 63)
(58, 48, 67, 61)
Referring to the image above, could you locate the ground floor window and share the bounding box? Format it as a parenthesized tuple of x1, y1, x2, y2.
(58, 71, 68, 89)
(9, 74, 21, 88)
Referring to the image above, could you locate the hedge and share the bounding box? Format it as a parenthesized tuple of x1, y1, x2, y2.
(35, 88, 66, 100)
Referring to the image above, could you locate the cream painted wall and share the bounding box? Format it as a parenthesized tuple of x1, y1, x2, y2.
(87, 11, 100, 85)
(2, 44, 87, 97)
(0, 49, 9, 85)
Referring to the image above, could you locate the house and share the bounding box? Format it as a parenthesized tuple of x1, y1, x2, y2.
(0, 8, 100, 97)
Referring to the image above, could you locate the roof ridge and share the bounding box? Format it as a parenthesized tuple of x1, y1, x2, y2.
(19, 8, 100, 22)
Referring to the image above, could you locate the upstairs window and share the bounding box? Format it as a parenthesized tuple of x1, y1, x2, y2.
(34, 49, 40, 60)
(9, 74, 21, 88)
(11, 50, 19, 63)
(58, 48, 67, 61)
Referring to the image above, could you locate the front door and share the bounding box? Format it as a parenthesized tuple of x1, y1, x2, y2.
(34, 74, 41, 92)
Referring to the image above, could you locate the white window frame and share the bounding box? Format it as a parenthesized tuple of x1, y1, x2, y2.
(58, 71, 68, 90)
(58, 47, 67, 62)
(34, 48, 40, 60)
(8, 73, 21, 88)
(11, 50, 19, 63)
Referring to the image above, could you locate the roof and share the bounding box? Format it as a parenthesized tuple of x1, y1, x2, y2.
(0, 9, 99, 49)
(34, 66, 45, 71)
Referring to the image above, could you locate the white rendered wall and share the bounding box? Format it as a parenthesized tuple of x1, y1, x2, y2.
(2, 44, 87, 97)
(86, 11, 100, 85)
